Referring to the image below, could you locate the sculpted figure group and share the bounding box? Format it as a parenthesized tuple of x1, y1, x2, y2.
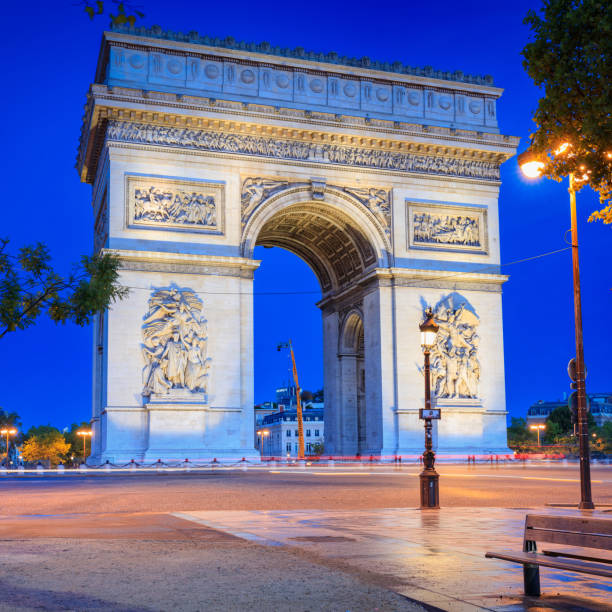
(141, 289, 210, 397)
(430, 304, 480, 399)
(413, 213, 480, 247)
(134, 186, 217, 227)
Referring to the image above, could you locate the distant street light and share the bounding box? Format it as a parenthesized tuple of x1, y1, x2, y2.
(519, 143, 594, 510)
(529, 424, 546, 447)
(77, 430, 93, 463)
(257, 429, 270, 459)
(419, 307, 441, 509)
(1, 428, 18, 465)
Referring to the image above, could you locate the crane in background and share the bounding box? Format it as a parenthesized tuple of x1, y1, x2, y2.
(277, 340, 305, 460)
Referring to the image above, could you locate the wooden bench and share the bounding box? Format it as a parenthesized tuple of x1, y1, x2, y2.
(486, 514, 612, 596)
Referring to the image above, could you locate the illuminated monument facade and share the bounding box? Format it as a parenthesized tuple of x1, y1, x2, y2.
(78, 26, 517, 463)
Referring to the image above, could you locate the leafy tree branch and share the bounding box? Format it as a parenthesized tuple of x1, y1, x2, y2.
(0, 239, 128, 339)
(81, 1, 144, 27)
(522, 0, 612, 221)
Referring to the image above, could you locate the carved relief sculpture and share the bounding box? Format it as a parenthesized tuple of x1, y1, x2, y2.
(241, 178, 289, 219)
(141, 288, 210, 398)
(127, 175, 224, 234)
(108, 121, 501, 182)
(413, 212, 480, 247)
(430, 304, 480, 400)
(241, 176, 391, 237)
(343, 187, 391, 230)
(408, 203, 487, 254)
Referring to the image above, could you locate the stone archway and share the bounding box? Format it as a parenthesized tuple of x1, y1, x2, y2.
(241, 181, 391, 293)
(242, 185, 389, 457)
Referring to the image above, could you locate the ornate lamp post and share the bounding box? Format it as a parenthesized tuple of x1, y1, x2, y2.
(419, 307, 440, 509)
(77, 430, 93, 463)
(518, 145, 594, 510)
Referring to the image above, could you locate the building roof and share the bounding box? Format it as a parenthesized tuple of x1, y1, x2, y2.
(109, 23, 494, 86)
(263, 408, 324, 425)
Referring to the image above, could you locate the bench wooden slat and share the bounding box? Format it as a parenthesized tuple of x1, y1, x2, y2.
(485, 551, 612, 579)
(543, 549, 612, 565)
(525, 527, 611, 550)
(526, 514, 612, 536)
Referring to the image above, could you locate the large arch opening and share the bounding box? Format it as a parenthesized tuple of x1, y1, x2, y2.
(338, 310, 367, 456)
(250, 197, 384, 457)
(255, 202, 379, 294)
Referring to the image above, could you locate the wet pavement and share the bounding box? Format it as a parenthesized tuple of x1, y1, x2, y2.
(176, 507, 612, 611)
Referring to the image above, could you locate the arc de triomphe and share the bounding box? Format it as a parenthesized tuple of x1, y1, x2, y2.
(78, 26, 517, 463)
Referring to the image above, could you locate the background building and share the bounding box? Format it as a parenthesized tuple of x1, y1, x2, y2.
(261, 407, 324, 457)
(526, 394, 612, 427)
(254, 402, 277, 447)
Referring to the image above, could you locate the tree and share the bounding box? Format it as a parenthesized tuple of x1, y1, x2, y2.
(0, 409, 21, 429)
(0, 240, 128, 339)
(311, 442, 324, 456)
(547, 406, 573, 435)
(522, 0, 612, 220)
(312, 389, 324, 403)
(301, 390, 314, 404)
(21, 425, 71, 466)
(82, 1, 144, 26)
(507, 417, 537, 450)
(543, 420, 564, 443)
(545, 405, 595, 444)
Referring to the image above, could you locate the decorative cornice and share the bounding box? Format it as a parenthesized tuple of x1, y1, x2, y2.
(77, 85, 519, 182)
(104, 249, 261, 277)
(109, 25, 496, 87)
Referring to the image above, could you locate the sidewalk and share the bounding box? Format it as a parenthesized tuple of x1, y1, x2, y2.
(177, 507, 612, 611)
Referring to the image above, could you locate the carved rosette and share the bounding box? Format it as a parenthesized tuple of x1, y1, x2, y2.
(430, 303, 480, 400)
(141, 288, 210, 399)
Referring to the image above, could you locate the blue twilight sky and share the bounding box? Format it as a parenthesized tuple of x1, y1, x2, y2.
(0, 0, 610, 430)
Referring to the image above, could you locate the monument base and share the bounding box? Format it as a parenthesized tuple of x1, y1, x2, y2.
(393, 399, 511, 458)
(142, 400, 259, 463)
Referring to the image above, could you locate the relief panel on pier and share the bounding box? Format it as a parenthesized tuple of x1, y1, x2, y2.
(407, 202, 488, 254)
(125, 175, 224, 235)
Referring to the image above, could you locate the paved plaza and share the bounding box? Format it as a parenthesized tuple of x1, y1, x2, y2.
(0, 464, 611, 611)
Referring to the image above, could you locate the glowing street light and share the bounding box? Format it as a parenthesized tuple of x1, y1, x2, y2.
(518, 142, 593, 509)
(418, 307, 441, 509)
(257, 429, 270, 459)
(1, 428, 17, 464)
(77, 430, 93, 463)
(529, 423, 546, 447)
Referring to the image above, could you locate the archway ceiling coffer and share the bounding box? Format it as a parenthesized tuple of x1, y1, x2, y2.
(256, 202, 377, 293)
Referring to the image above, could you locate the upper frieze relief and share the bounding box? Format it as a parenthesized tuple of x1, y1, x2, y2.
(103, 37, 499, 132)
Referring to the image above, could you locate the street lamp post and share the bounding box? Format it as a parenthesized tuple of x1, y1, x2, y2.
(518, 146, 594, 509)
(529, 424, 546, 447)
(419, 308, 440, 509)
(77, 430, 93, 464)
(257, 430, 269, 459)
(1, 428, 17, 465)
